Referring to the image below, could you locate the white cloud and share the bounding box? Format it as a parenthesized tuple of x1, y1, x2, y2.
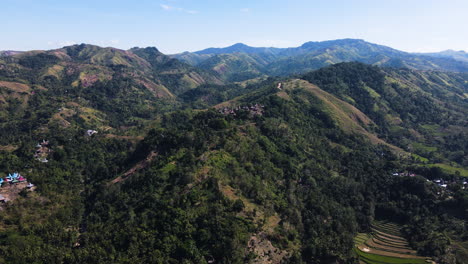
(240, 8, 250, 13)
(160, 4, 172, 10)
(93, 39, 123, 47)
(160, 4, 198, 14)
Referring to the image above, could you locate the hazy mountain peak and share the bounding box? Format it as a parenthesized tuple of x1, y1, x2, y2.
(300, 38, 366, 47)
(416, 49, 468, 63)
(230, 42, 250, 48)
(0, 50, 24, 56)
(440, 49, 466, 54)
(193, 42, 283, 56)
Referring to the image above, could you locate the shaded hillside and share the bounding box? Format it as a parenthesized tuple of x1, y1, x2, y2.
(0, 50, 23, 57)
(130, 47, 223, 94)
(197, 53, 272, 82)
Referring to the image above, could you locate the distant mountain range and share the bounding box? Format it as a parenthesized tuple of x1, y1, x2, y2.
(172, 39, 468, 81)
(416, 49, 468, 63)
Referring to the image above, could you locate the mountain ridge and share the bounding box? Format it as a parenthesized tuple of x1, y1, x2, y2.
(171, 39, 468, 81)
(177, 39, 466, 59)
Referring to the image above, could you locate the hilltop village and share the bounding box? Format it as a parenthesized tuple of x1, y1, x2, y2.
(0, 172, 34, 204)
(392, 171, 467, 197)
(218, 104, 265, 116)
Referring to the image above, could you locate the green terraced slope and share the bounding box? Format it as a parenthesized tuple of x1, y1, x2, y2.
(354, 221, 433, 264)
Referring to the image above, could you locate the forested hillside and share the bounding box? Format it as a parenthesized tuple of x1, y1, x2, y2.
(0, 45, 466, 263)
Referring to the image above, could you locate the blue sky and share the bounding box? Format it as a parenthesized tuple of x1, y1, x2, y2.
(1, 0, 467, 53)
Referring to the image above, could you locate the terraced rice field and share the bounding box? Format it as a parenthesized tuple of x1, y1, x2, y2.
(354, 221, 433, 264)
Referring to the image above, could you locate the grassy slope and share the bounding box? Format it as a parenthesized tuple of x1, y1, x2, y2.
(428, 164, 468, 177)
(282, 79, 405, 153)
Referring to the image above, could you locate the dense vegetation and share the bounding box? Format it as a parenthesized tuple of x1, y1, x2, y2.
(0, 45, 466, 263)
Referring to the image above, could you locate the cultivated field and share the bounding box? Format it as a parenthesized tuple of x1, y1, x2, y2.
(354, 221, 433, 264)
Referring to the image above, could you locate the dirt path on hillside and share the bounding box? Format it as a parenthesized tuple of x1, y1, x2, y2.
(357, 245, 427, 259)
(111, 151, 157, 184)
